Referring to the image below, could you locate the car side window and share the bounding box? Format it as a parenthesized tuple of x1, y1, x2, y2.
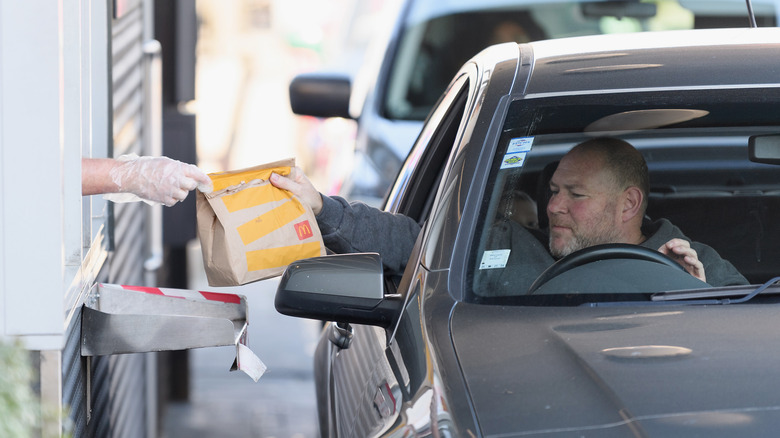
(381, 77, 469, 297)
(393, 81, 469, 223)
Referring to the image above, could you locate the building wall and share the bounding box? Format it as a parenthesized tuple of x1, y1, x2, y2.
(0, 0, 160, 436)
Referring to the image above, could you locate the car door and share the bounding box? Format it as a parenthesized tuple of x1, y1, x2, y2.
(322, 73, 475, 438)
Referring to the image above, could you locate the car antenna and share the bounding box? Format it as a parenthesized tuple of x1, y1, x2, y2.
(746, 0, 758, 27)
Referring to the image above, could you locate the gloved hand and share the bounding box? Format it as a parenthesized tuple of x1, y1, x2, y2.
(104, 154, 213, 206)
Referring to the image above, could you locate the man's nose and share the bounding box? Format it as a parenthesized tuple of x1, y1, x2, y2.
(547, 193, 564, 215)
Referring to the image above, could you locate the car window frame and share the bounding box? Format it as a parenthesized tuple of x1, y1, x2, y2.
(381, 71, 473, 319)
(465, 86, 780, 303)
(385, 72, 472, 219)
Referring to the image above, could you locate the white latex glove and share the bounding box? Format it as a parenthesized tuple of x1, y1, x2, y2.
(104, 154, 213, 206)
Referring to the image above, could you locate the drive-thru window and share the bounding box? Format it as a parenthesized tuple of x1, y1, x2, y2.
(0, 1, 258, 436)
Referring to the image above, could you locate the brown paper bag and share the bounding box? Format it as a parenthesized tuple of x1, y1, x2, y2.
(196, 158, 326, 286)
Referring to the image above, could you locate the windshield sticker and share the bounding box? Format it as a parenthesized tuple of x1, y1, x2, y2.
(501, 136, 534, 169)
(479, 249, 511, 270)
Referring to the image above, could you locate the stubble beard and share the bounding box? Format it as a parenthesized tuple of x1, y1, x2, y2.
(549, 222, 623, 259)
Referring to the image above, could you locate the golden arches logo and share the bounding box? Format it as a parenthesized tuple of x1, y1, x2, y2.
(295, 221, 313, 240)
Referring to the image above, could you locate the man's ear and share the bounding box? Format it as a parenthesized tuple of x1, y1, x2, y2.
(621, 186, 644, 223)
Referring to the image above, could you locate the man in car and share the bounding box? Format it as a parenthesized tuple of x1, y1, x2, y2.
(269, 137, 748, 287)
(543, 137, 747, 287)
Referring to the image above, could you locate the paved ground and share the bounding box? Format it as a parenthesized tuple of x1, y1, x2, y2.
(161, 268, 321, 438)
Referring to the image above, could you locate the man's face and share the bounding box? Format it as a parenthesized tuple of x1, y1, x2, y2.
(547, 150, 623, 258)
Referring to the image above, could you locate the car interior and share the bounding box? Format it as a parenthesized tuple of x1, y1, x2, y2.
(471, 92, 780, 300)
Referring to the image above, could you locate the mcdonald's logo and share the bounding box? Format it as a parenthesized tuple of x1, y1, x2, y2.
(295, 220, 314, 240)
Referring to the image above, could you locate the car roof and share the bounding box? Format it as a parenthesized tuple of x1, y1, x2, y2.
(523, 27, 780, 97)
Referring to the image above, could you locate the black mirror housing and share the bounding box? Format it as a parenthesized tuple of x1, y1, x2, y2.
(274, 253, 400, 328)
(288, 72, 352, 119)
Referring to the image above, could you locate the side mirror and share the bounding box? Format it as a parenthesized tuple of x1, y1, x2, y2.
(274, 253, 400, 328)
(749, 134, 780, 165)
(288, 72, 352, 119)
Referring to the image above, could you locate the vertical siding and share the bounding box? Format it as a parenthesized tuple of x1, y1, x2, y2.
(63, 312, 89, 437)
(87, 2, 149, 437)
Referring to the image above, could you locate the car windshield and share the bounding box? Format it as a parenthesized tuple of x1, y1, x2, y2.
(467, 88, 780, 305)
(383, 0, 778, 120)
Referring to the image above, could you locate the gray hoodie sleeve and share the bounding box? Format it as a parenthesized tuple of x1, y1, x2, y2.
(315, 194, 421, 275)
(642, 218, 748, 286)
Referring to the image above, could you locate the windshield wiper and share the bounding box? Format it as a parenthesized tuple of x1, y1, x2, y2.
(652, 276, 780, 304)
(582, 277, 780, 307)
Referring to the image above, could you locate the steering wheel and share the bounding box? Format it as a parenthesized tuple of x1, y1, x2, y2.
(527, 243, 684, 294)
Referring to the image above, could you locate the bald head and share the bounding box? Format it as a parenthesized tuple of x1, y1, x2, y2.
(567, 137, 649, 215)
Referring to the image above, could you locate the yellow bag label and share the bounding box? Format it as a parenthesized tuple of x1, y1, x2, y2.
(236, 198, 305, 245)
(209, 166, 290, 192)
(221, 183, 291, 213)
(246, 241, 323, 272)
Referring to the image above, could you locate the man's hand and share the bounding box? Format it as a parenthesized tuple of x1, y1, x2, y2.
(658, 238, 706, 283)
(269, 166, 323, 215)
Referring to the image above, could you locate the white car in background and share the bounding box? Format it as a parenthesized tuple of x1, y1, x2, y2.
(289, 0, 780, 206)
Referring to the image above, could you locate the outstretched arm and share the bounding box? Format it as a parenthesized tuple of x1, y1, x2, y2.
(82, 158, 120, 195)
(82, 156, 212, 206)
(270, 166, 421, 274)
